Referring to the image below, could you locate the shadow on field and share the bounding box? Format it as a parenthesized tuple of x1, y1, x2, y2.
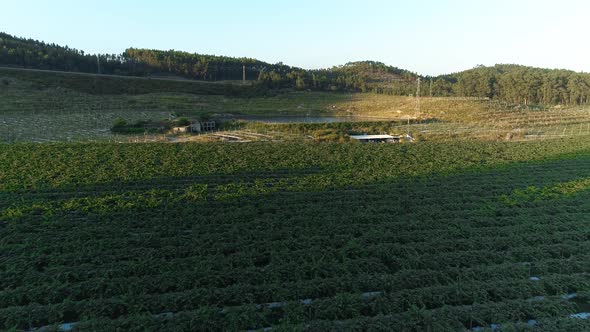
(4, 154, 590, 330)
(4, 154, 590, 224)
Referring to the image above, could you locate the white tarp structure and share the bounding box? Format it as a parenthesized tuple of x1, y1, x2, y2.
(350, 134, 400, 143)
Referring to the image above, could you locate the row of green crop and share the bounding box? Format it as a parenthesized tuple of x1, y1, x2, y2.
(3, 221, 590, 311)
(3, 218, 588, 330)
(3, 204, 590, 280)
(24, 297, 586, 332)
(4, 218, 589, 278)
(3, 185, 588, 247)
(3, 252, 590, 311)
(5, 158, 590, 223)
(1, 277, 586, 331)
(4, 182, 590, 245)
(3, 184, 590, 291)
(3, 138, 590, 192)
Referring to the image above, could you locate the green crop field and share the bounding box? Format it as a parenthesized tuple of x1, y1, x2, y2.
(3, 139, 590, 331)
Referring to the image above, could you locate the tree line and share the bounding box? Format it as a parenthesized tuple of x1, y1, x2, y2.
(0, 32, 418, 93)
(448, 64, 590, 105)
(0, 32, 136, 75)
(2, 32, 590, 105)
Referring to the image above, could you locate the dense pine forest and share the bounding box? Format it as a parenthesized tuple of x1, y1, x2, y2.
(2, 32, 590, 105)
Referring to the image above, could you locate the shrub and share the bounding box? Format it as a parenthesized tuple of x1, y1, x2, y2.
(312, 129, 349, 142)
(112, 118, 127, 129)
(176, 117, 191, 127)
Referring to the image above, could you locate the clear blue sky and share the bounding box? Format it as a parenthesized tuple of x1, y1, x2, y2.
(2, 0, 588, 75)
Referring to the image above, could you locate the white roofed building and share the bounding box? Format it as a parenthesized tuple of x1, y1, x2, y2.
(349, 134, 402, 143)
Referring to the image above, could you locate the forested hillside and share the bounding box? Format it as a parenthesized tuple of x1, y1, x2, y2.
(451, 64, 590, 106)
(0, 32, 418, 93)
(0, 32, 139, 75)
(2, 32, 590, 105)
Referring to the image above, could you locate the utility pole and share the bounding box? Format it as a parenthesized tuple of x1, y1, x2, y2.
(242, 65, 246, 84)
(96, 55, 101, 75)
(429, 78, 433, 98)
(415, 78, 421, 117)
(408, 78, 421, 137)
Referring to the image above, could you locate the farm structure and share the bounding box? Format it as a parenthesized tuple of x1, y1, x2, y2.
(173, 120, 216, 134)
(193, 120, 216, 132)
(350, 134, 402, 143)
